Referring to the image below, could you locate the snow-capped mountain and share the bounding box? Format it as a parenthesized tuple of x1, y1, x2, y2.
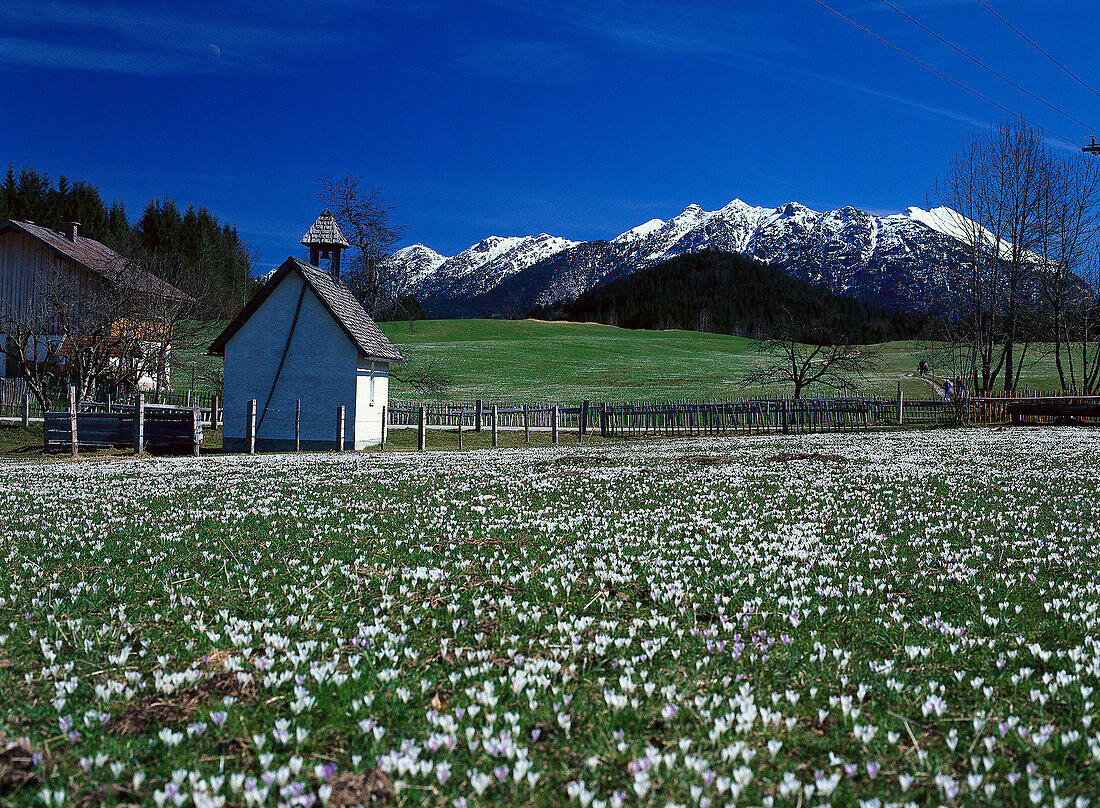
(388, 243, 446, 288)
(387, 200, 997, 316)
(390, 233, 578, 308)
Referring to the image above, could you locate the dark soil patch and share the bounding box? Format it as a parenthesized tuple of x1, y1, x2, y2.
(608, 582, 652, 605)
(108, 671, 257, 736)
(215, 736, 253, 761)
(0, 738, 39, 794)
(529, 721, 554, 744)
(551, 454, 616, 466)
(73, 783, 137, 808)
(681, 455, 733, 466)
(764, 452, 847, 464)
(327, 769, 395, 807)
(429, 689, 450, 711)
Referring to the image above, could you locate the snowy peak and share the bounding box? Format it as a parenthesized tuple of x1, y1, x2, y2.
(612, 218, 665, 244)
(389, 244, 446, 286)
(388, 231, 579, 302)
(896, 205, 974, 241)
(385, 197, 1004, 315)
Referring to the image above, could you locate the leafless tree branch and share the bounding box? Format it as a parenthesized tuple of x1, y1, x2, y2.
(318, 175, 407, 318)
(742, 307, 880, 398)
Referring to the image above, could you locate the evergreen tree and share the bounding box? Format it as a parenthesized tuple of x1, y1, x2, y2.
(2, 164, 257, 312)
(106, 201, 131, 250)
(0, 166, 17, 221)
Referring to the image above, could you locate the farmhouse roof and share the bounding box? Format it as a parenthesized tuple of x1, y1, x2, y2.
(300, 209, 350, 248)
(208, 256, 404, 362)
(0, 219, 192, 303)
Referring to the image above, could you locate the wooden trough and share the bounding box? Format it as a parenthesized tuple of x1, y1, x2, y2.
(44, 403, 203, 454)
(1006, 396, 1100, 425)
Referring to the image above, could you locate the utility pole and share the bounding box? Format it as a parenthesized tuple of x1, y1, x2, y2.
(1084, 136, 1100, 155)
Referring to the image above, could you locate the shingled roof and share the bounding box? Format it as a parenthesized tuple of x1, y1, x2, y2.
(208, 256, 404, 362)
(300, 209, 350, 248)
(0, 219, 192, 302)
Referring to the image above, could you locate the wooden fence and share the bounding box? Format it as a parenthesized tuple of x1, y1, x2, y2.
(388, 392, 960, 439)
(390, 389, 1100, 446)
(0, 378, 224, 428)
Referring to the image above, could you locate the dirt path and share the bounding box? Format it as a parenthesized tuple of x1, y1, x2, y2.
(904, 371, 946, 398)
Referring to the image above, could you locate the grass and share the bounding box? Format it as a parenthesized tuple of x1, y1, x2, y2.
(0, 427, 1097, 806)
(379, 319, 1065, 402)
(0, 424, 224, 461)
(171, 317, 1068, 403)
(0, 421, 43, 456)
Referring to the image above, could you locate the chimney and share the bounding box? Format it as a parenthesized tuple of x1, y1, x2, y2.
(65, 222, 80, 241)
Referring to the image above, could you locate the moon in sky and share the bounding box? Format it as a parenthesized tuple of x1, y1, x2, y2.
(208, 44, 221, 58)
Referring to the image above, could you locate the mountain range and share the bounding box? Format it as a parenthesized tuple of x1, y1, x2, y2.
(387, 199, 977, 317)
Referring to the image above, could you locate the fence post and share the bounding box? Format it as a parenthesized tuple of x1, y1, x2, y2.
(337, 405, 346, 451)
(523, 404, 530, 443)
(295, 399, 301, 452)
(418, 405, 426, 451)
(896, 382, 904, 425)
(134, 393, 145, 453)
(69, 385, 78, 458)
(458, 409, 463, 450)
(491, 404, 498, 447)
(192, 402, 201, 457)
(551, 405, 559, 445)
(381, 404, 387, 450)
(211, 395, 219, 429)
(781, 398, 789, 435)
(21, 393, 29, 429)
(247, 398, 257, 454)
(581, 400, 590, 438)
(475, 399, 483, 433)
(600, 402, 608, 438)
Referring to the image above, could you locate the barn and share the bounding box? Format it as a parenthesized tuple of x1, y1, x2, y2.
(209, 213, 403, 452)
(0, 218, 190, 390)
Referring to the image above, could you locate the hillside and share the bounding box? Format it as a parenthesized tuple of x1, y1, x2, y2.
(377, 318, 1064, 402)
(537, 249, 932, 343)
(387, 199, 987, 317)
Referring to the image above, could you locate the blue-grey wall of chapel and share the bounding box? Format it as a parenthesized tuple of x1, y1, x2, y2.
(223, 272, 361, 450)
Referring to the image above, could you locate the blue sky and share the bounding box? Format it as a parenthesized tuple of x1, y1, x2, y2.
(2, 0, 1098, 269)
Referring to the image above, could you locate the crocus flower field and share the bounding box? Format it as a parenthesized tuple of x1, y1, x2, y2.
(1, 427, 1099, 808)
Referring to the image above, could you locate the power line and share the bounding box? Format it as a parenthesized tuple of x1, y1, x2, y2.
(809, 0, 1076, 143)
(976, 0, 1100, 102)
(879, 0, 1097, 133)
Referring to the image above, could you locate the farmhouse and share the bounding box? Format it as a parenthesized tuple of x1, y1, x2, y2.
(0, 218, 190, 390)
(209, 212, 403, 452)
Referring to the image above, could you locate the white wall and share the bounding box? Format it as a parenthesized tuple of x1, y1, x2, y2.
(223, 273, 360, 451)
(353, 360, 389, 448)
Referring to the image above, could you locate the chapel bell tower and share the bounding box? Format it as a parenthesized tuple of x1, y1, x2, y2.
(300, 209, 351, 280)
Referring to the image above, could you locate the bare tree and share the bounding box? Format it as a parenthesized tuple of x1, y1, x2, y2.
(318, 175, 406, 318)
(1066, 250, 1100, 392)
(0, 248, 193, 409)
(1036, 155, 1100, 389)
(936, 119, 1057, 392)
(390, 356, 451, 398)
(742, 309, 880, 398)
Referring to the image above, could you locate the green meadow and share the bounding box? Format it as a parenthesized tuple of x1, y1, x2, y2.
(377, 319, 1064, 402)
(172, 318, 1066, 403)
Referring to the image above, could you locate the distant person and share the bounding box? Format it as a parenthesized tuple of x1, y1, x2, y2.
(918, 359, 929, 377)
(944, 379, 952, 400)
